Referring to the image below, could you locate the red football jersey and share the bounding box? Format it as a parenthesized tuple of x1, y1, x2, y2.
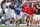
(27, 6, 34, 15)
(21, 4, 28, 13)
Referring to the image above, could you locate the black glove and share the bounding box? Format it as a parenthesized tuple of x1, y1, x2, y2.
(3, 10, 5, 14)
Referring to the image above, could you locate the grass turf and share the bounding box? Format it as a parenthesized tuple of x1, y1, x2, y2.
(0, 26, 40, 27)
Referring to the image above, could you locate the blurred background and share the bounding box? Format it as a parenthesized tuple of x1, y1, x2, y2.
(0, 0, 40, 25)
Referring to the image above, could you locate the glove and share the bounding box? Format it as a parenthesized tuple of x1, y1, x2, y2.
(3, 10, 5, 14)
(2, 9, 5, 14)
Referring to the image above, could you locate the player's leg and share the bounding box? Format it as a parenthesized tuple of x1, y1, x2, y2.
(15, 15, 21, 26)
(26, 16, 30, 26)
(32, 15, 34, 26)
(34, 15, 39, 26)
(36, 15, 39, 26)
(34, 15, 38, 26)
(37, 15, 40, 26)
(10, 18, 14, 25)
(32, 19, 33, 25)
(25, 16, 27, 24)
(24, 15, 29, 26)
(24, 13, 29, 26)
(4, 8, 13, 26)
(39, 21, 40, 26)
(37, 21, 39, 26)
(15, 11, 22, 26)
(39, 15, 40, 26)
(15, 19, 21, 24)
(28, 16, 31, 26)
(8, 9, 14, 25)
(31, 14, 33, 26)
(10, 14, 14, 25)
(10, 15, 14, 25)
(33, 14, 36, 26)
(32, 14, 34, 25)
(25, 16, 29, 26)
(24, 15, 29, 25)
(7, 18, 10, 27)
(34, 19, 36, 26)
(29, 15, 32, 26)
(3, 13, 10, 27)
(30, 15, 34, 26)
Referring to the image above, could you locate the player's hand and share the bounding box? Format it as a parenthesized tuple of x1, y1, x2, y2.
(2, 9, 5, 14)
(25, 13, 29, 16)
(19, 8, 22, 12)
(27, 14, 29, 16)
(20, 9, 22, 11)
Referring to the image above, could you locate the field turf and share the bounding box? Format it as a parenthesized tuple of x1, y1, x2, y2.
(0, 26, 40, 27)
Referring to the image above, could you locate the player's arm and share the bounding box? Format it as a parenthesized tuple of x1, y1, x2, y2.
(19, 7, 22, 11)
(1, 0, 6, 10)
(32, 3, 34, 8)
(32, 3, 34, 12)
(31, 3, 34, 17)
(36, 5, 40, 9)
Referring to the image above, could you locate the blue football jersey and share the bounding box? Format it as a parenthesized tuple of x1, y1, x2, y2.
(14, 2, 21, 15)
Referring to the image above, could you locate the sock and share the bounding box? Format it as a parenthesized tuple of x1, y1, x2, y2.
(7, 21, 10, 27)
(37, 24, 38, 26)
(15, 22, 16, 24)
(25, 21, 27, 24)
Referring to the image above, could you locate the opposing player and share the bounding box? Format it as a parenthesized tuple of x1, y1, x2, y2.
(0, 0, 9, 27)
(5, 0, 14, 25)
(0, 0, 14, 27)
(14, 1, 21, 26)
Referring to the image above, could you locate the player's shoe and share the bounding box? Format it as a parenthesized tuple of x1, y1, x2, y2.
(15, 22, 19, 26)
(13, 23, 14, 26)
(15, 22, 18, 26)
(27, 24, 29, 26)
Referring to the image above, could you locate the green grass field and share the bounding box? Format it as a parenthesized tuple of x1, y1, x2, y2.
(0, 26, 40, 27)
